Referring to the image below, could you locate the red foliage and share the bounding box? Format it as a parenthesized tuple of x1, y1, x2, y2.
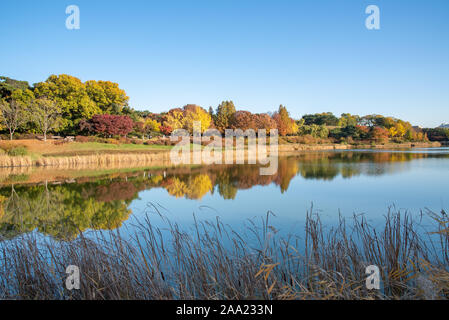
(230, 111, 257, 131)
(160, 125, 173, 136)
(90, 114, 134, 137)
(254, 113, 277, 131)
(356, 125, 370, 134)
(370, 126, 389, 143)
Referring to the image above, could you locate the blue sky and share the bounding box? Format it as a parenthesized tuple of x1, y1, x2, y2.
(0, 0, 448, 127)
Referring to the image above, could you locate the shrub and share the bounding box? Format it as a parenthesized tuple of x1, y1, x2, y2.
(75, 136, 91, 143)
(131, 139, 144, 145)
(6, 146, 28, 157)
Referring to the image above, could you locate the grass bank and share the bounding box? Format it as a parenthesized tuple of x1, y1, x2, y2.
(0, 209, 447, 300)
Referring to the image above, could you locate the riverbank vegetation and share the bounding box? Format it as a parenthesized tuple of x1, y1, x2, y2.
(0, 208, 447, 300)
(1, 75, 447, 148)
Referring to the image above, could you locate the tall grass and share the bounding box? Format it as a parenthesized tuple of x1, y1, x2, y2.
(0, 209, 447, 300)
(0, 153, 172, 169)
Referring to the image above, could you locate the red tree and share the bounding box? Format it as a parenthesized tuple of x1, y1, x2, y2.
(91, 114, 134, 137)
(230, 111, 257, 131)
(160, 125, 173, 136)
(254, 113, 277, 131)
(370, 126, 389, 143)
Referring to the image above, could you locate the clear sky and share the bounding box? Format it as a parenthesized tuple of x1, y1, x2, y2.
(1, 0, 448, 127)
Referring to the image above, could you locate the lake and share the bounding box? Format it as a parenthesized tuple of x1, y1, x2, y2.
(0, 148, 448, 241)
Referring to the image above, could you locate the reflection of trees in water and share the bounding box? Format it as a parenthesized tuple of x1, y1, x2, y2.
(0, 182, 134, 240)
(1, 151, 447, 239)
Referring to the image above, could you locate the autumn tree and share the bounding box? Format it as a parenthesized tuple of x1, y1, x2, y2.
(28, 97, 63, 141)
(273, 105, 296, 136)
(33, 74, 101, 132)
(182, 104, 212, 133)
(369, 127, 389, 143)
(85, 80, 129, 114)
(163, 108, 184, 132)
(215, 101, 236, 133)
(144, 118, 161, 136)
(254, 113, 277, 131)
(90, 114, 134, 137)
(0, 99, 27, 140)
(230, 110, 257, 131)
(338, 113, 359, 127)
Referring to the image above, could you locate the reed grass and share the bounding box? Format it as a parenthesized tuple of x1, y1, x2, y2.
(0, 153, 172, 169)
(0, 208, 447, 300)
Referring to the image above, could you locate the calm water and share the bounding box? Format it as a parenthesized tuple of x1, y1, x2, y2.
(1, 148, 448, 241)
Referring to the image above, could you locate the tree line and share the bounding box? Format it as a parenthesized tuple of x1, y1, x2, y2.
(1, 74, 445, 143)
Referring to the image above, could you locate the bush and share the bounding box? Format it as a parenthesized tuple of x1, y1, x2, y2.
(131, 139, 144, 145)
(75, 135, 91, 143)
(6, 146, 28, 157)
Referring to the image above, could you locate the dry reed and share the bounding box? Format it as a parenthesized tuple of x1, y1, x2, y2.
(0, 208, 447, 300)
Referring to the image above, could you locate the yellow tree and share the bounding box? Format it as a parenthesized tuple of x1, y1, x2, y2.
(144, 118, 161, 134)
(33, 74, 100, 131)
(85, 80, 129, 114)
(164, 108, 185, 131)
(182, 104, 212, 133)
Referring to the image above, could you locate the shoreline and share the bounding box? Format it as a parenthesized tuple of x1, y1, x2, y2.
(0, 141, 443, 169)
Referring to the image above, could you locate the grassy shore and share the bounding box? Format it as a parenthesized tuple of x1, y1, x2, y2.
(0, 209, 447, 300)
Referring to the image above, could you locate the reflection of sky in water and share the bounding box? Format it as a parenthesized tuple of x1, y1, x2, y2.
(0, 148, 448, 241)
(128, 152, 449, 238)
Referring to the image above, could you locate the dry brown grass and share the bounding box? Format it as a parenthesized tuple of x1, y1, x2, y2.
(0, 139, 73, 155)
(0, 153, 173, 169)
(0, 209, 447, 300)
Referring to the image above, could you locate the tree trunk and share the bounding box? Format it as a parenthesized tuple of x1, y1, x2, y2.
(44, 131, 47, 141)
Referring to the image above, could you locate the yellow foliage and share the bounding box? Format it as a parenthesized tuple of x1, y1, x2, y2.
(145, 118, 161, 133)
(183, 106, 212, 133)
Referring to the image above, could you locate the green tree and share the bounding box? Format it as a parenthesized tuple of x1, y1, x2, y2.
(85, 80, 129, 114)
(33, 74, 101, 133)
(338, 113, 359, 127)
(215, 101, 236, 133)
(0, 76, 30, 99)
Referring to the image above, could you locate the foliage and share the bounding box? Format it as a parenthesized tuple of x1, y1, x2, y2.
(370, 126, 390, 143)
(90, 114, 134, 137)
(298, 124, 329, 138)
(230, 110, 257, 131)
(85, 80, 129, 114)
(273, 105, 296, 136)
(0, 74, 433, 145)
(33, 75, 100, 132)
(303, 112, 339, 126)
(215, 101, 236, 133)
(28, 97, 63, 141)
(254, 113, 277, 132)
(182, 105, 212, 133)
(0, 76, 31, 99)
(338, 113, 359, 127)
(0, 100, 28, 140)
(423, 128, 449, 141)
